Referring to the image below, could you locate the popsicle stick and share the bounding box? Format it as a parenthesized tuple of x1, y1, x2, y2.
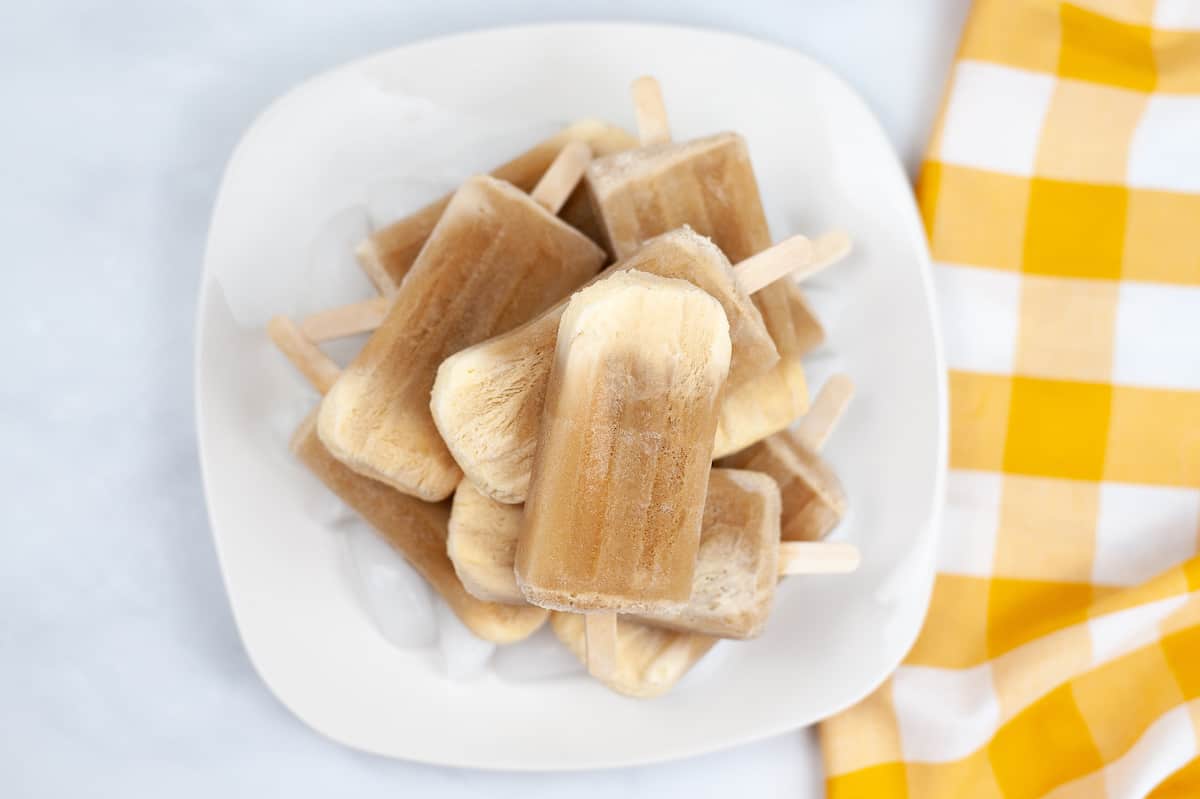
(354, 239, 401, 295)
(631, 76, 671, 145)
(812, 229, 853, 269)
(529, 141, 592, 215)
(585, 612, 619, 681)
(794, 374, 855, 452)
(299, 295, 392, 342)
(267, 316, 341, 395)
(733, 235, 814, 295)
(777, 541, 861, 575)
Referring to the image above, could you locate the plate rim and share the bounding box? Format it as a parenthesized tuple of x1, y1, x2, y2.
(194, 20, 948, 770)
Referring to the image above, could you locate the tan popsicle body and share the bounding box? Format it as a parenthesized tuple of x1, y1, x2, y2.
(318, 175, 605, 502)
(515, 270, 732, 614)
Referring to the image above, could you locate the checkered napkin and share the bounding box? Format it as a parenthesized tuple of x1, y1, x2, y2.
(819, 1, 1200, 796)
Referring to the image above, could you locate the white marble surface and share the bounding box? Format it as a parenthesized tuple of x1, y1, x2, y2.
(1, 1, 966, 795)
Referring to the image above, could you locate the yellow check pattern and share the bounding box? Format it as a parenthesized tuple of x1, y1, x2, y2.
(820, 1, 1200, 796)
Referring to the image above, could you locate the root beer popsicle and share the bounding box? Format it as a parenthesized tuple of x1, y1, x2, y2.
(550, 613, 717, 699)
(720, 374, 854, 542)
(448, 466, 858, 639)
(635, 467, 858, 639)
(358, 120, 637, 293)
(447, 479, 525, 605)
(267, 317, 548, 644)
(515, 269, 732, 613)
(319, 144, 606, 502)
(432, 227, 814, 505)
(586, 78, 815, 457)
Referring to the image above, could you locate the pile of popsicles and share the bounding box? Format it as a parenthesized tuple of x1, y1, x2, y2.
(269, 78, 860, 698)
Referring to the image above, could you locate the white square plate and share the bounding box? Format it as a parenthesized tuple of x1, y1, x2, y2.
(196, 23, 946, 770)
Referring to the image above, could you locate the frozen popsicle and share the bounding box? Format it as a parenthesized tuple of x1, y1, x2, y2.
(267, 316, 548, 643)
(318, 143, 606, 502)
(551, 612, 717, 698)
(358, 119, 637, 293)
(635, 468, 858, 639)
(447, 465, 858, 638)
(584, 78, 856, 456)
(432, 227, 820, 505)
(586, 129, 771, 264)
(713, 231, 849, 455)
(447, 478, 526, 604)
(719, 374, 854, 541)
(301, 201, 841, 349)
(515, 269, 733, 614)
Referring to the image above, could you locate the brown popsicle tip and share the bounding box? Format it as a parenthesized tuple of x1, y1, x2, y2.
(529, 141, 593, 215)
(794, 374, 855, 452)
(585, 612, 619, 681)
(267, 315, 341, 396)
(631, 76, 672, 145)
(299, 294, 392, 343)
(733, 235, 815, 295)
(777, 541, 861, 576)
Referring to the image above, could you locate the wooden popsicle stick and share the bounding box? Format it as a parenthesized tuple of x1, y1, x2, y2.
(354, 240, 401, 296)
(733, 235, 814, 295)
(812, 229, 852, 270)
(777, 541, 860, 575)
(585, 612, 619, 681)
(267, 316, 341, 395)
(300, 295, 392, 342)
(529, 141, 592, 215)
(631, 76, 671, 145)
(794, 374, 855, 452)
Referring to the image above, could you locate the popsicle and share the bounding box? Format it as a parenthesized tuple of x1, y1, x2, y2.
(267, 316, 548, 643)
(635, 468, 859, 640)
(447, 478, 525, 604)
(447, 466, 859, 637)
(586, 77, 851, 457)
(719, 374, 854, 541)
(550, 612, 717, 698)
(298, 225, 840, 349)
(318, 143, 606, 502)
(515, 269, 732, 614)
(432, 227, 824, 505)
(358, 119, 637, 293)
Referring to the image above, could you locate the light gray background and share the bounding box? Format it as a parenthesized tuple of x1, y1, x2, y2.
(1, 2, 968, 796)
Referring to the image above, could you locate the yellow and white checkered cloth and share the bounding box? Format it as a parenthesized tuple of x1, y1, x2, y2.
(819, 1, 1200, 796)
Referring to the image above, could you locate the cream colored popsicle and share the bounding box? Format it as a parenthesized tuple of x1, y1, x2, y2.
(586, 131, 772, 265)
(301, 202, 839, 350)
(447, 468, 776, 605)
(447, 478, 525, 604)
(719, 374, 854, 541)
(585, 79, 853, 458)
(635, 469, 858, 639)
(431, 227, 814, 505)
(551, 612, 717, 698)
(267, 317, 548, 644)
(635, 469, 779, 639)
(448, 466, 858, 638)
(292, 415, 548, 643)
(358, 119, 637, 293)
(318, 144, 606, 502)
(515, 269, 732, 614)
